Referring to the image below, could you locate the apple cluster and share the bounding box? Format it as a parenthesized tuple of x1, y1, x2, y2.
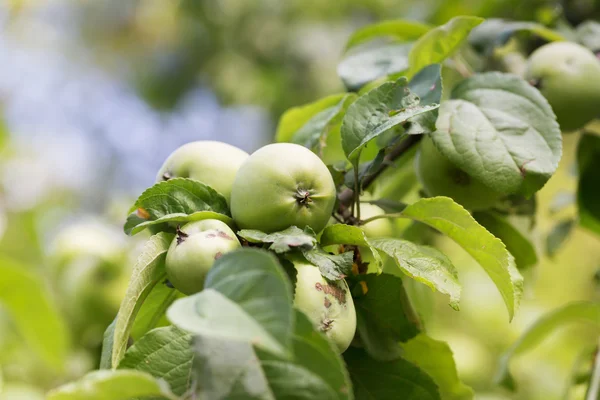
(156, 141, 357, 352)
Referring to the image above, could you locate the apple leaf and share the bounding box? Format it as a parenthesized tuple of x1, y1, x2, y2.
(354, 274, 421, 361)
(338, 43, 412, 91)
(191, 310, 352, 400)
(124, 178, 233, 236)
(0, 257, 70, 371)
(473, 211, 538, 269)
(111, 232, 173, 368)
(301, 246, 354, 280)
(496, 301, 600, 391)
(118, 326, 193, 396)
(545, 218, 576, 258)
(577, 133, 600, 236)
(343, 19, 431, 50)
(130, 282, 179, 341)
(469, 19, 567, 55)
(192, 336, 273, 399)
(167, 249, 294, 358)
(402, 334, 474, 400)
(344, 347, 440, 399)
(370, 238, 461, 310)
(406, 63, 443, 134)
(320, 224, 383, 272)
(238, 226, 317, 253)
(46, 370, 177, 400)
(400, 197, 522, 320)
(276, 94, 348, 143)
(99, 319, 116, 369)
(431, 72, 562, 197)
(341, 78, 439, 163)
(408, 16, 484, 77)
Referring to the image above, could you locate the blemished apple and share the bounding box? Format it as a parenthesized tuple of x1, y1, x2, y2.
(525, 41, 600, 132)
(230, 143, 337, 233)
(165, 219, 241, 295)
(157, 141, 249, 203)
(415, 137, 504, 211)
(291, 257, 356, 353)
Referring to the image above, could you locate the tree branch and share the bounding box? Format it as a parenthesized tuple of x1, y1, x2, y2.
(338, 134, 423, 209)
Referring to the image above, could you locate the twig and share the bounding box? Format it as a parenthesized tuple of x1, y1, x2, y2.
(338, 134, 423, 209)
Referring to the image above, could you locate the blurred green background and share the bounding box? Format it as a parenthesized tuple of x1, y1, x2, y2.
(0, 0, 598, 399)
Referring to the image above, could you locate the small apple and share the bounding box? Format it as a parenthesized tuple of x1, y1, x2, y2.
(525, 41, 600, 132)
(359, 203, 393, 238)
(415, 137, 504, 211)
(157, 141, 249, 203)
(292, 257, 356, 353)
(165, 219, 240, 295)
(230, 143, 336, 233)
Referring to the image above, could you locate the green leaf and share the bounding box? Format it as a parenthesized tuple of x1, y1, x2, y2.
(124, 178, 232, 235)
(0, 257, 69, 370)
(131, 283, 178, 341)
(46, 370, 177, 400)
(118, 326, 193, 396)
(338, 43, 412, 92)
(406, 64, 443, 134)
(190, 311, 352, 400)
(545, 219, 576, 258)
(276, 94, 349, 143)
(344, 347, 440, 399)
(577, 133, 600, 236)
(301, 247, 354, 281)
(192, 336, 273, 399)
(400, 197, 522, 320)
(291, 95, 356, 154)
(167, 249, 294, 358)
(99, 319, 116, 369)
(576, 21, 600, 52)
(469, 19, 567, 55)
(341, 78, 439, 163)
(112, 232, 174, 368)
(344, 20, 432, 50)
(408, 16, 484, 76)
(320, 224, 383, 272)
(473, 212, 538, 269)
(402, 334, 474, 400)
(432, 72, 562, 197)
(354, 274, 421, 361)
(238, 226, 317, 253)
(370, 239, 461, 310)
(496, 301, 600, 391)
(289, 311, 352, 399)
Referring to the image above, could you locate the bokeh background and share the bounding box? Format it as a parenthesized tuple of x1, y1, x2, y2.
(0, 0, 598, 399)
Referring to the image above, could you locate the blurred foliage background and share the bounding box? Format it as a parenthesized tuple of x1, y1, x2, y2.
(0, 0, 598, 399)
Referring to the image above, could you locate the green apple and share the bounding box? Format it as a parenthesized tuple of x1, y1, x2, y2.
(415, 137, 504, 211)
(166, 219, 240, 295)
(230, 143, 336, 233)
(292, 258, 356, 353)
(157, 141, 249, 202)
(525, 41, 600, 132)
(359, 203, 393, 238)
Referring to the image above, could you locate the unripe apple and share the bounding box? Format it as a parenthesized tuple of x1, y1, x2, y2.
(359, 203, 393, 238)
(292, 258, 356, 353)
(415, 137, 504, 211)
(166, 219, 241, 295)
(157, 141, 249, 203)
(230, 143, 336, 233)
(525, 41, 600, 132)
